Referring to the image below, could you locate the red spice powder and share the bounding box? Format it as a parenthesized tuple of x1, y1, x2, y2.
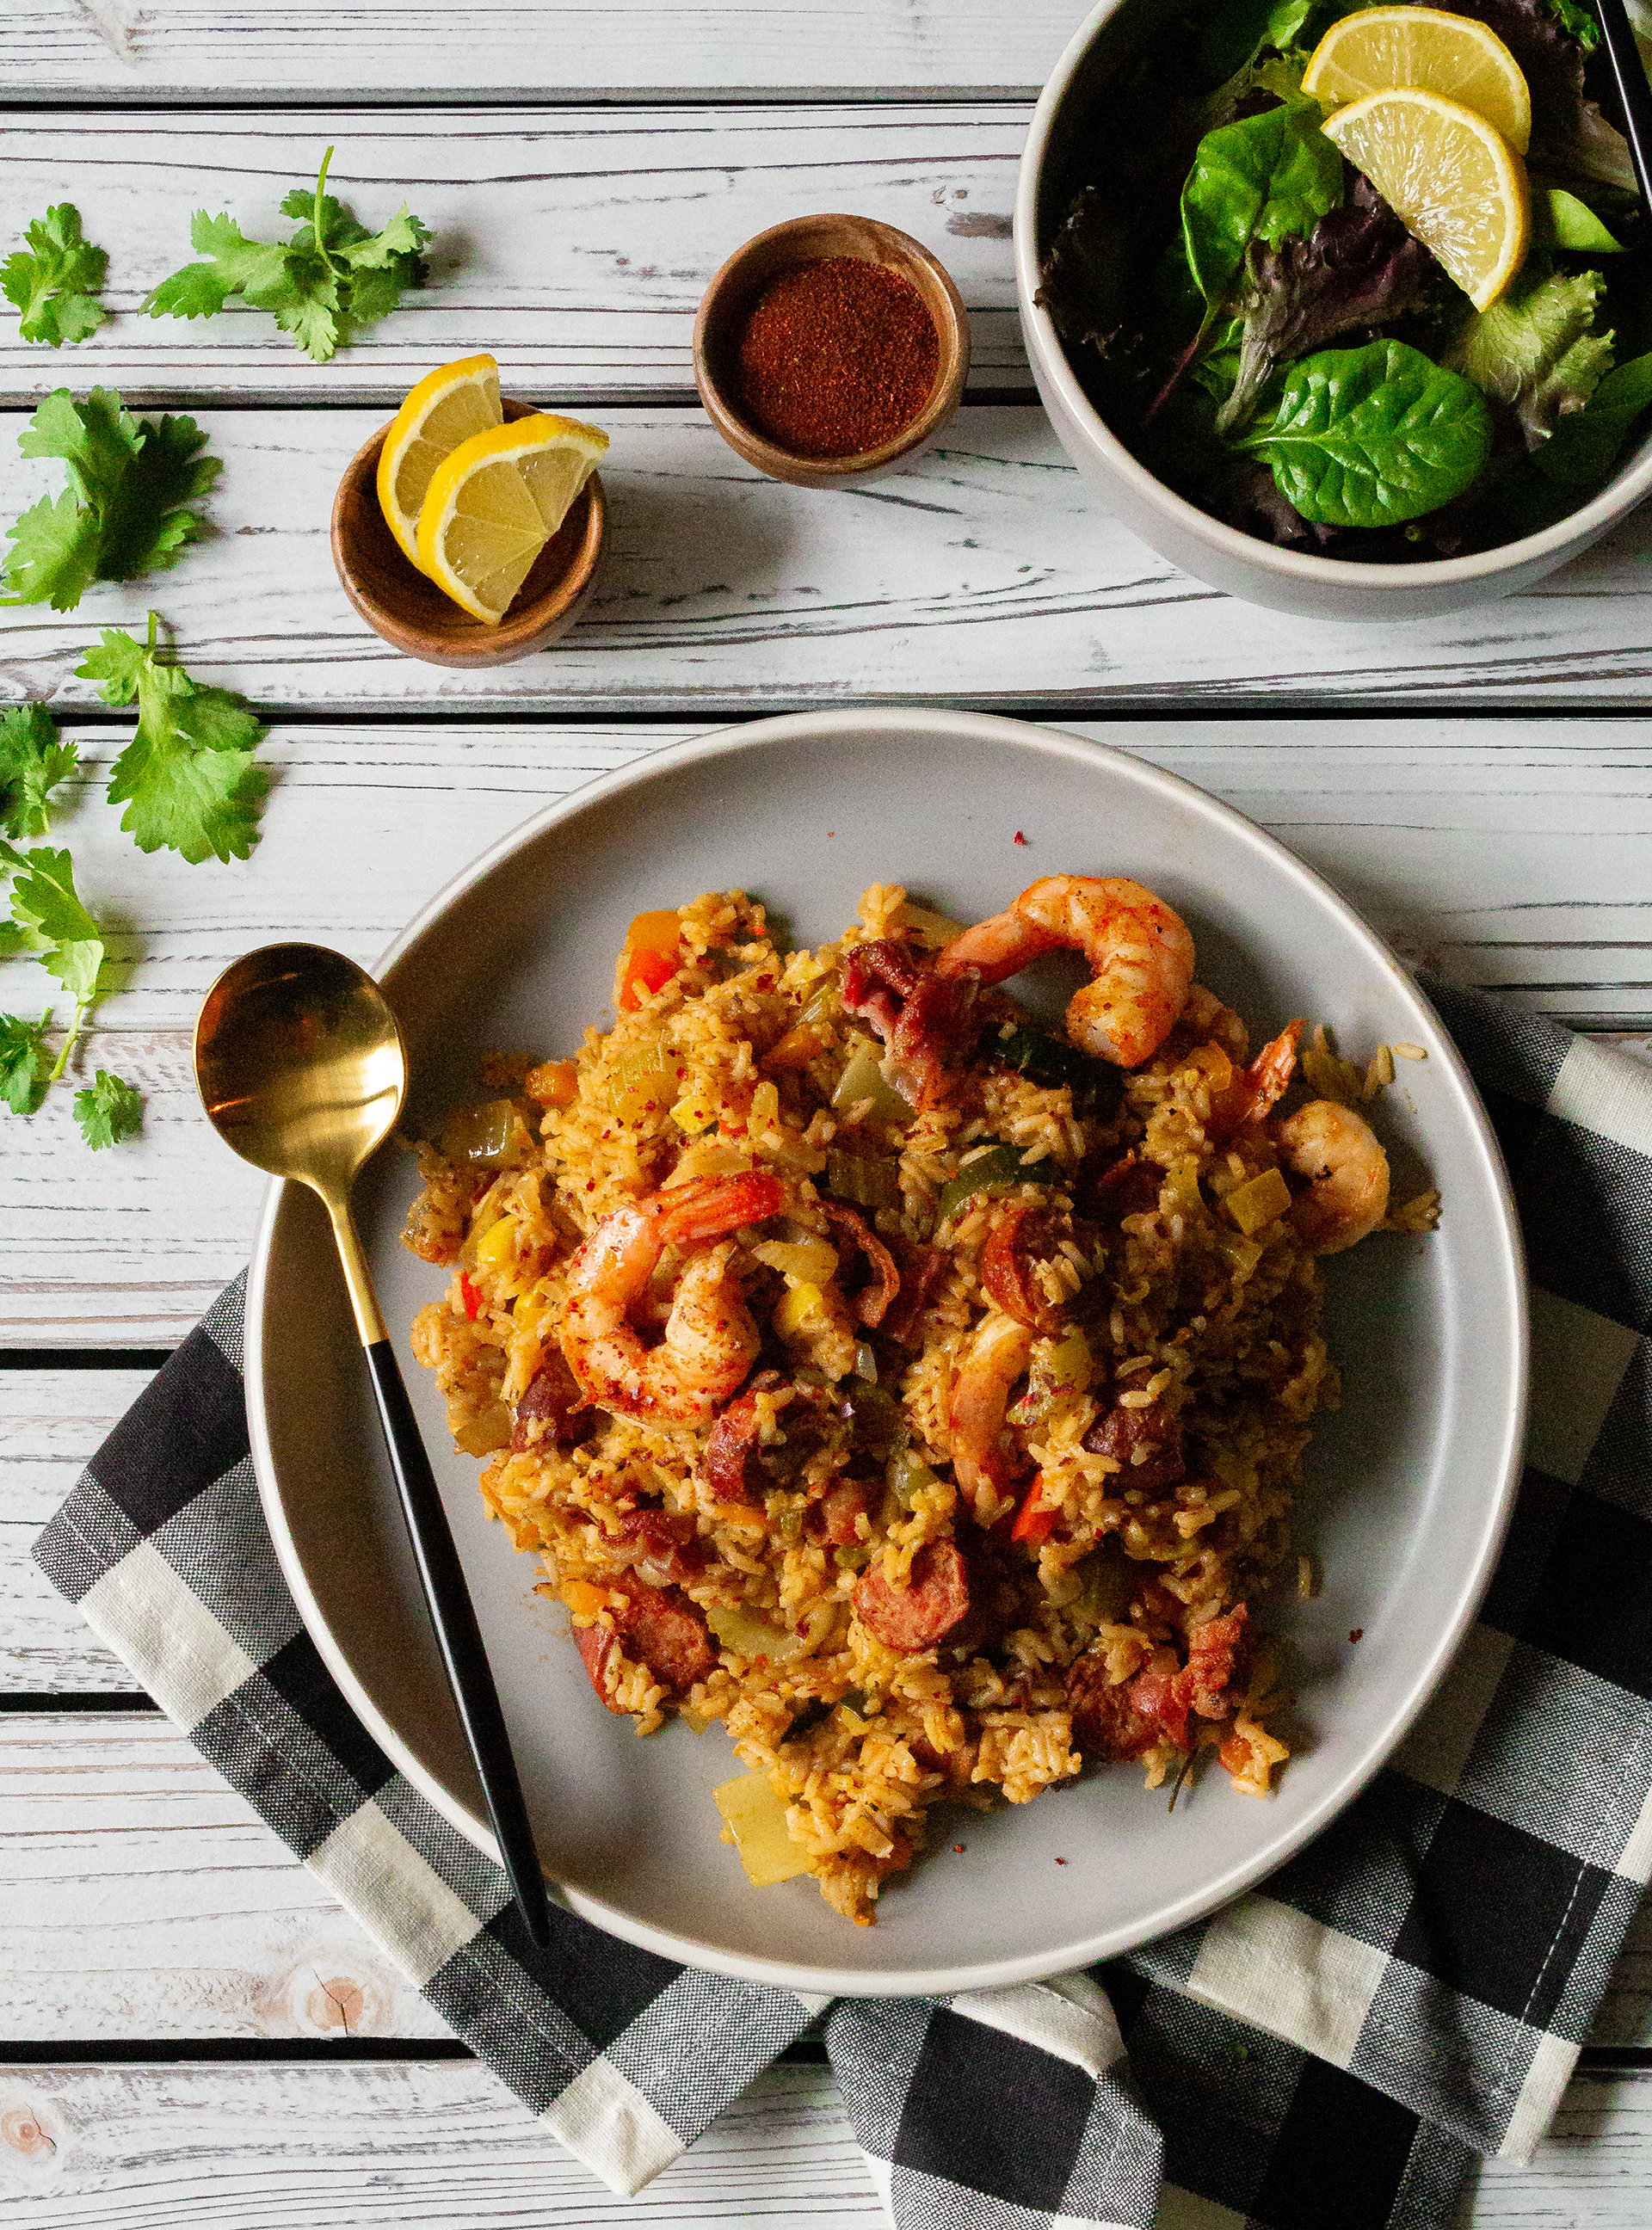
(734, 255, 940, 459)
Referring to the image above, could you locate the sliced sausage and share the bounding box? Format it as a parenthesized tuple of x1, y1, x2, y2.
(1083, 1401, 1186, 1493)
(810, 1478, 870, 1548)
(510, 1352, 598, 1454)
(881, 1237, 946, 1344)
(981, 1204, 1071, 1335)
(841, 940, 980, 1112)
(606, 1506, 707, 1587)
(1068, 1603, 1249, 1761)
(1076, 1147, 1161, 1226)
(574, 1621, 623, 1712)
(854, 1539, 971, 1653)
(817, 1202, 899, 1328)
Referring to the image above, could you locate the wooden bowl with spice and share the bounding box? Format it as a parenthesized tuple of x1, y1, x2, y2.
(693, 213, 969, 487)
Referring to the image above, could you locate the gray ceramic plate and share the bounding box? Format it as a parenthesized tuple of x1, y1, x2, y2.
(245, 708, 1527, 1996)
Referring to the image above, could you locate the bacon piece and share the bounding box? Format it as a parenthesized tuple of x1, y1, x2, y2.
(1082, 1401, 1186, 1493)
(576, 1579, 717, 1710)
(841, 939, 978, 1111)
(607, 1506, 707, 1587)
(1068, 1605, 1250, 1761)
(881, 1237, 945, 1344)
(510, 1353, 598, 1454)
(854, 1539, 971, 1652)
(981, 1204, 1071, 1334)
(817, 1202, 900, 1328)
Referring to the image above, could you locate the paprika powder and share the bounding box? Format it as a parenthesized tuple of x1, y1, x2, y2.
(733, 254, 940, 459)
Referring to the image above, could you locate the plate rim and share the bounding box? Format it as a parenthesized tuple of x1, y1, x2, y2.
(245, 704, 1529, 1996)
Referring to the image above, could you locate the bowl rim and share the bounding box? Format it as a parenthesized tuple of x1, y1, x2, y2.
(1014, 0, 1652, 589)
(692, 211, 971, 479)
(243, 704, 1529, 1998)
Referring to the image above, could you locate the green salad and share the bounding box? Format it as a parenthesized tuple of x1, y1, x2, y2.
(1037, 0, 1651, 558)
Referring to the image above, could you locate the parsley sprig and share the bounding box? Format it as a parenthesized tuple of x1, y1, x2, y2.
(79, 612, 270, 865)
(2, 387, 219, 613)
(2, 205, 109, 347)
(144, 145, 433, 364)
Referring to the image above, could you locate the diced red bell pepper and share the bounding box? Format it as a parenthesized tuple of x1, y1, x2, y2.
(459, 1272, 484, 1321)
(616, 910, 685, 1012)
(1012, 1482, 1057, 1544)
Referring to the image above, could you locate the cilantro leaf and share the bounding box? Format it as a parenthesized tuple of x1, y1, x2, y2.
(0, 1009, 52, 1116)
(2, 388, 219, 611)
(1, 205, 108, 347)
(145, 145, 432, 364)
(0, 703, 79, 838)
(0, 839, 108, 1007)
(73, 1068, 144, 1149)
(79, 614, 269, 864)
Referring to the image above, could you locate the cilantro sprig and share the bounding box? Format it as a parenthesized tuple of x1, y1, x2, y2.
(144, 145, 433, 364)
(79, 612, 269, 865)
(0, 839, 142, 1145)
(74, 1068, 145, 1149)
(2, 387, 220, 613)
(2, 205, 109, 347)
(0, 703, 79, 839)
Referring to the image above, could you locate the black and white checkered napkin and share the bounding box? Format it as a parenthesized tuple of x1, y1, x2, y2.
(34, 981, 1652, 2230)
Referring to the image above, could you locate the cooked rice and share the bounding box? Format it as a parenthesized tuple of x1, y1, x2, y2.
(401, 884, 1416, 1924)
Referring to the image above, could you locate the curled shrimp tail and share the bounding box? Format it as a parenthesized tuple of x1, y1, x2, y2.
(939, 874, 1194, 1069)
(560, 1173, 786, 1425)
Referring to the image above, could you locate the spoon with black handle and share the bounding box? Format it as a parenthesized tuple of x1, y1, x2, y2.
(194, 942, 552, 1948)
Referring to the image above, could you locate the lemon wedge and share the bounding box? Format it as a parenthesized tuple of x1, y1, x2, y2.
(376, 354, 502, 571)
(1322, 87, 1530, 311)
(1304, 5, 1531, 152)
(416, 413, 609, 625)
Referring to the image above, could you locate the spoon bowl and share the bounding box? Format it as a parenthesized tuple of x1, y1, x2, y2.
(195, 943, 407, 1198)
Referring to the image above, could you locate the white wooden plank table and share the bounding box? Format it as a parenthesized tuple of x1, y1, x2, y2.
(3, 8, 1650, 2223)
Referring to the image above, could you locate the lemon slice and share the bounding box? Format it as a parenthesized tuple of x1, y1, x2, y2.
(1322, 88, 1530, 311)
(376, 354, 502, 571)
(1304, 5, 1531, 152)
(416, 413, 609, 625)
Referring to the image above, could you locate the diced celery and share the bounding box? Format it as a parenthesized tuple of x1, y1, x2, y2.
(887, 1445, 940, 1507)
(441, 1098, 532, 1169)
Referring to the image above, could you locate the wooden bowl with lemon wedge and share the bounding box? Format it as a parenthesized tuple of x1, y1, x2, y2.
(332, 372, 607, 668)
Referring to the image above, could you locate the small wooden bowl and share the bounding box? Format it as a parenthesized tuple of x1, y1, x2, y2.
(693, 213, 970, 487)
(331, 397, 606, 668)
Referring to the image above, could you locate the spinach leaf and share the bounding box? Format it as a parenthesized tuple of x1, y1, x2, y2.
(1236, 340, 1494, 526)
(1539, 188, 1624, 254)
(1534, 349, 1652, 487)
(1181, 101, 1344, 309)
(1199, 0, 1315, 83)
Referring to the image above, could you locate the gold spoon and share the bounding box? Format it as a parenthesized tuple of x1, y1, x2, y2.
(194, 943, 551, 1947)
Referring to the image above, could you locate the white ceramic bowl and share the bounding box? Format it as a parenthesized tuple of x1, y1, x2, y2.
(1014, 0, 1652, 621)
(245, 707, 1526, 1996)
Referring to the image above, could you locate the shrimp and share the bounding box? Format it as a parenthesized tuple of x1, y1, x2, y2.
(937, 876, 1195, 1068)
(948, 1311, 1034, 1522)
(1275, 1100, 1390, 1254)
(560, 1173, 786, 1425)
